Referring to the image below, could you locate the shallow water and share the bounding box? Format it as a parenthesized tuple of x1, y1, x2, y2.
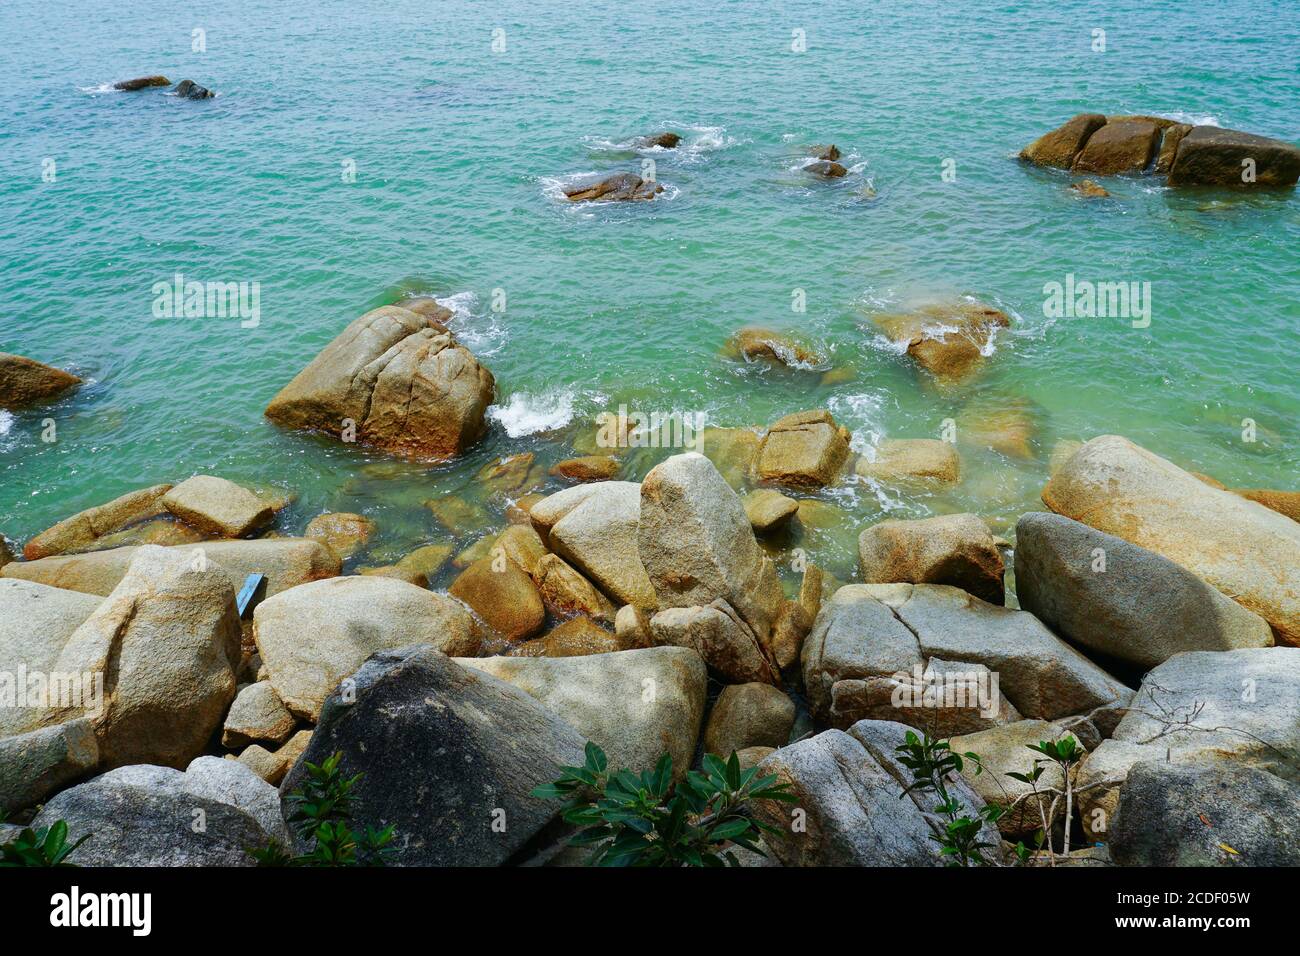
(1, 0, 1297, 584)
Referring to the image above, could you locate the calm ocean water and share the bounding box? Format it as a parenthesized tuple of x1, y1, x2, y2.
(1, 0, 1297, 582)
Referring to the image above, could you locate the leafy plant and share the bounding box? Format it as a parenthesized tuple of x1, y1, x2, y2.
(1006, 735, 1087, 865)
(0, 813, 90, 867)
(894, 730, 1004, 866)
(533, 742, 796, 866)
(251, 751, 395, 867)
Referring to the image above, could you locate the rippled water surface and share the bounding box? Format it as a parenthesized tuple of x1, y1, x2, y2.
(2, 0, 1297, 581)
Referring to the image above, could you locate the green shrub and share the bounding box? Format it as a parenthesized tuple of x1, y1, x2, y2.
(0, 813, 90, 867)
(894, 730, 1004, 866)
(533, 742, 796, 867)
(251, 751, 395, 867)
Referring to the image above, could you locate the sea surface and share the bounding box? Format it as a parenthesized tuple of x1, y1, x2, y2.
(1, 0, 1297, 584)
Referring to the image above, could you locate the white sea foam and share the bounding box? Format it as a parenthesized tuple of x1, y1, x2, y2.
(488, 389, 577, 437)
(827, 392, 887, 454)
(1157, 112, 1220, 128)
(0, 410, 13, 437)
(432, 290, 508, 356)
(583, 123, 735, 162)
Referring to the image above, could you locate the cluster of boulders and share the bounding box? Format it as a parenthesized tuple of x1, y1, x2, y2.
(3, 424, 1296, 867)
(113, 75, 214, 99)
(1021, 113, 1300, 188)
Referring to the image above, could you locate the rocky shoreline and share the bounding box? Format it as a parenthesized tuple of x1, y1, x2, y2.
(3, 109, 1299, 868)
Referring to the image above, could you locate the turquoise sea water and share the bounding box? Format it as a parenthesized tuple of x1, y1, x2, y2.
(2, 0, 1297, 583)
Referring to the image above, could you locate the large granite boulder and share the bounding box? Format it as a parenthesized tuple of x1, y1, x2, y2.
(540, 481, 656, 609)
(1167, 125, 1300, 188)
(1043, 435, 1300, 645)
(858, 513, 1005, 605)
(869, 301, 1011, 385)
(1110, 761, 1300, 866)
(1071, 119, 1160, 175)
(282, 646, 587, 866)
(756, 410, 851, 489)
(1018, 113, 1107, 168)
(0, 579, 101, 737)
(264, 305, 494, 459)
(31, 758, 287, 866)
(458, 646, 706, 781)
(648, 601, 780, 684)
(449, 556, 545, 642)
(2, 537, 340, 597)
(1014, 512, 1273, 669)
(253, 575, 480, 720)
(22, 484, 173, 559)
(802, 584, 1128, 729)
(702, 683, 795, 756)
(50, 546, 241, 769)
(750, 730, 943, 866)
(639, 453, 784, 642)
(1076, 648, 1300, 842)
(0, 352, 81, 409)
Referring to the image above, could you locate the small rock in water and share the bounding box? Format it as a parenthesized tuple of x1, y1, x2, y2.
(173, 79, 214, 99)
(806, 159, 847, 178)
(1070, 179, 1110, 198)
(564, 172, 664, 203)
(113, 75, 171, 91)
(810, 144, 841, 161)
(638, 131, 681, 149)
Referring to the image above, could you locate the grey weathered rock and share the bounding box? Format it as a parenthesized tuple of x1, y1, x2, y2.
(182, 756, 290, 846)
(1077, 647, 1300, 842)
(543, 481, 657, 609)
(1014, 512, 1273, 669)
(51, 546, 242, 770)
(828, 659, 1021, 738)
(264, 305, 495, 459)
(639, 453, 784, 642)
(858, 513, 1005, 605)
(751, 730, 942, 866)
(458, 646, 706, 781)
(2, 538, 340, 597)
(0, 579, 101, 737)
(174, 79, 214, 99)
(283, 646, 587, 866)
(854, 439, 960, 486)
(162, 475, 274, 538)
(649, 601, 779, 684)
(222, 681, 296, 748)
(0, 719, 99, 814)
(32, 761, 283, 866)
(1110, 761, 1300, 866)
(703, 683, 796, 757)
(1043, 435, 1300, 645)
(254, 575, 480, 720)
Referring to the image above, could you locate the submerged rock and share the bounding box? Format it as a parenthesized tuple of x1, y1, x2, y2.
(638, 132, 681, 149)
(0, 352, 81, 409)
(1069, 179, 1110, 198)
(810, 144, 841, 161)
(805, 159, 847, 178)
(870, 301, 1011, 385)
(304, 511, 375, 560)
(564, 172, 664, 202)
(854, 438, 960, 486)
(551, 455, 621, 482)
(743, 488, 799, 533)
(1044, 435, 1300, 645)
(264, 305, 495, 460)
(1014, 512, 1273, 669)
(724, 327, 824, 369)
